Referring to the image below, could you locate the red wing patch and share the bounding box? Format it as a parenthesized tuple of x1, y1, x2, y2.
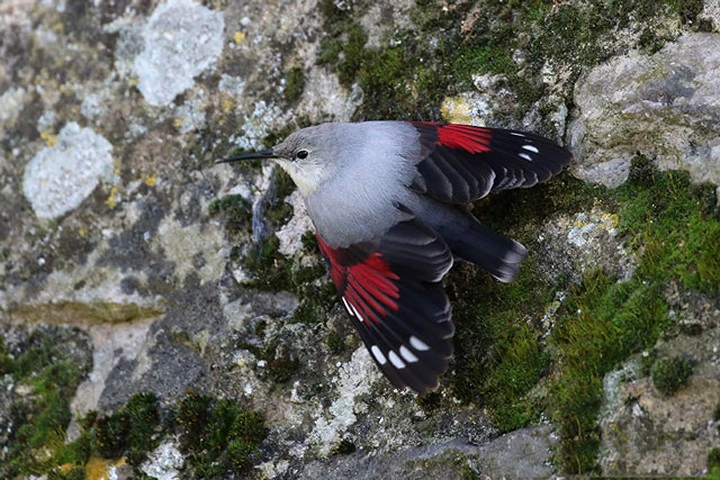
(317, 234, 400, 324)
(314, 217, 455, 395)
(435, 123, 492, 154)
(411, 122, 573, 204)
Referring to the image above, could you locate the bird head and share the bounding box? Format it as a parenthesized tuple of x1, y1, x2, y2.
(216, 124, 336, 197)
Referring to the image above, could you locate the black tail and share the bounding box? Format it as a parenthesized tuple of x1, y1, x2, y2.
(438, 218, 527, 283)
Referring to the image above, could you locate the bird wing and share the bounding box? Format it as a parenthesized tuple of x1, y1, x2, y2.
(410, 122, 572, 204)
(316, 215, 455, 395)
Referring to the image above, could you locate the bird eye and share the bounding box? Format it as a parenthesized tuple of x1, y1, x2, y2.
(296, 150, 308, 160)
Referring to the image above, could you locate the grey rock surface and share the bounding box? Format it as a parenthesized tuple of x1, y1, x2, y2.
(22, 122, 115, 219)
(134, 0, 225, 106)
(298, 424, 557, 480)
(599, 287, 720, 477)
(0, 0, 719, 478)
(570, 33, 720, 188)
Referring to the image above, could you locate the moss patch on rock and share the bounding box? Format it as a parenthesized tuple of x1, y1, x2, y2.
(618, 157, 720, 292)
(651, 356, 694, 396)
(60, 391, 264, 479)
(316, 0, 711, 123)
(0, 327, 92, 478)
(175, 390, 267, 477)
(444, 153, 720, 474)
(548, 273, 669, 473)
(447, 258, 553, 433)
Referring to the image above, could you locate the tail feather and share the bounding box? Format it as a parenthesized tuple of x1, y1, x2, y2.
(439, 219, 527, 283)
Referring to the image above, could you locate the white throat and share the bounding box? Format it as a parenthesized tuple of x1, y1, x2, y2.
(274, 158, 326, 197)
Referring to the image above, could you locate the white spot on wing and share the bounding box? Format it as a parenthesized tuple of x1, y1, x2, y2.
(519, 153, 533, 162)
(341, 296, 353, 316)
(522, 144, 539, 153)
(400, 345, 419, 363)
(388, 350, 406, 369)
(510, 132, 526, 137)
(410, 336, 430, 351)
(371, 346, 387, 365)
(349, 303, 364, 323)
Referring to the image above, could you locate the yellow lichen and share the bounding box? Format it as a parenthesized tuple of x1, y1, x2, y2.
(234, 31, 246, 44)
(173, 117, 186, 129)
(440, 97, 477, 125)
(105, 186, 119, 208)
(40, 130, 57, 147)
(85, 456, 110, 480)
(145, 175, 157, 187)
(600, 212, 619, 231)
(222, 98, 234, 113)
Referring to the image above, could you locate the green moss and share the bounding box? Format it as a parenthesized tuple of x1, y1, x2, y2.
(416, 391, 442, 413)
(48, 466, 86, 480)
(301, 230, 319, 254)
(314, 0, 706, 121)
(52, 412, 94, 468)
(208, 194, 252, 236)
(0, 335, 13, 375)
(317, 0, 368, 88)
(710, 448, 720, 470)
(672, 0, 705, 25)
(289, 282, 337, 326)
(448, 258, 553, 432)
(284, 66, 305, 103)
(331, 439, 356, 455)
(263, 167, 297, 229)
(93, 392, 161, 466)
(176, 391, 267, 478)
(548, 272, 669, 474)
(326, 330, 347, 355)
(241, 235, 287, 290)
(618, 161, 720, 292)
(459, 463, 481, 480)
(266, 347, 301, 384)
(2, 328, 91, 478)
(651, 356, 694, 395)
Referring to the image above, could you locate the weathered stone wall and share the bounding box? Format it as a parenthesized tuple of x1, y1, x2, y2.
(1, 0, 719, 478)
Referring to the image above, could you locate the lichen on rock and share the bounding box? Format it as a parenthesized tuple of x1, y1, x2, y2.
(22, 122, 115, 219)
(133, 0, 225, 106)
(1, 0, 720, 478)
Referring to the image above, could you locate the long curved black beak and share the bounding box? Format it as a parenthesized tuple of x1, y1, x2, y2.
(215, 148, 276, 164)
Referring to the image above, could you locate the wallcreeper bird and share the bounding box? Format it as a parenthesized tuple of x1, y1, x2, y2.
(217, 121, 572, 395)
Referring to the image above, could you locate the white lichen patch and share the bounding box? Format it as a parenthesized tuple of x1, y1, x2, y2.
(567, 211, 619, 248)
(142, 441, 184, 480)
(231, 100, 284, 151)
(173, 89, 208, 133)
(308, 347, 380, 455)
(0, 86, 25, 124)
(295, 68, 361, 123)
(154, 215, 226, 285)
(218, 73, 246, 96)
(538, 208, 635, 283)
(276, 190, 314, 257)
(23, 122, 115, 219)
(133, 0, 225, 106)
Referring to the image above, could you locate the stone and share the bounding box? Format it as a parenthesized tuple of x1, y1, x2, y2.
(22, 122, 115, 219)
(133, 0, 225, 106)
(570, 33, 720, 188)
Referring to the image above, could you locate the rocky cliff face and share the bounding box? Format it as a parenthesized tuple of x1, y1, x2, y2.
(1, 1, 719, 479)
